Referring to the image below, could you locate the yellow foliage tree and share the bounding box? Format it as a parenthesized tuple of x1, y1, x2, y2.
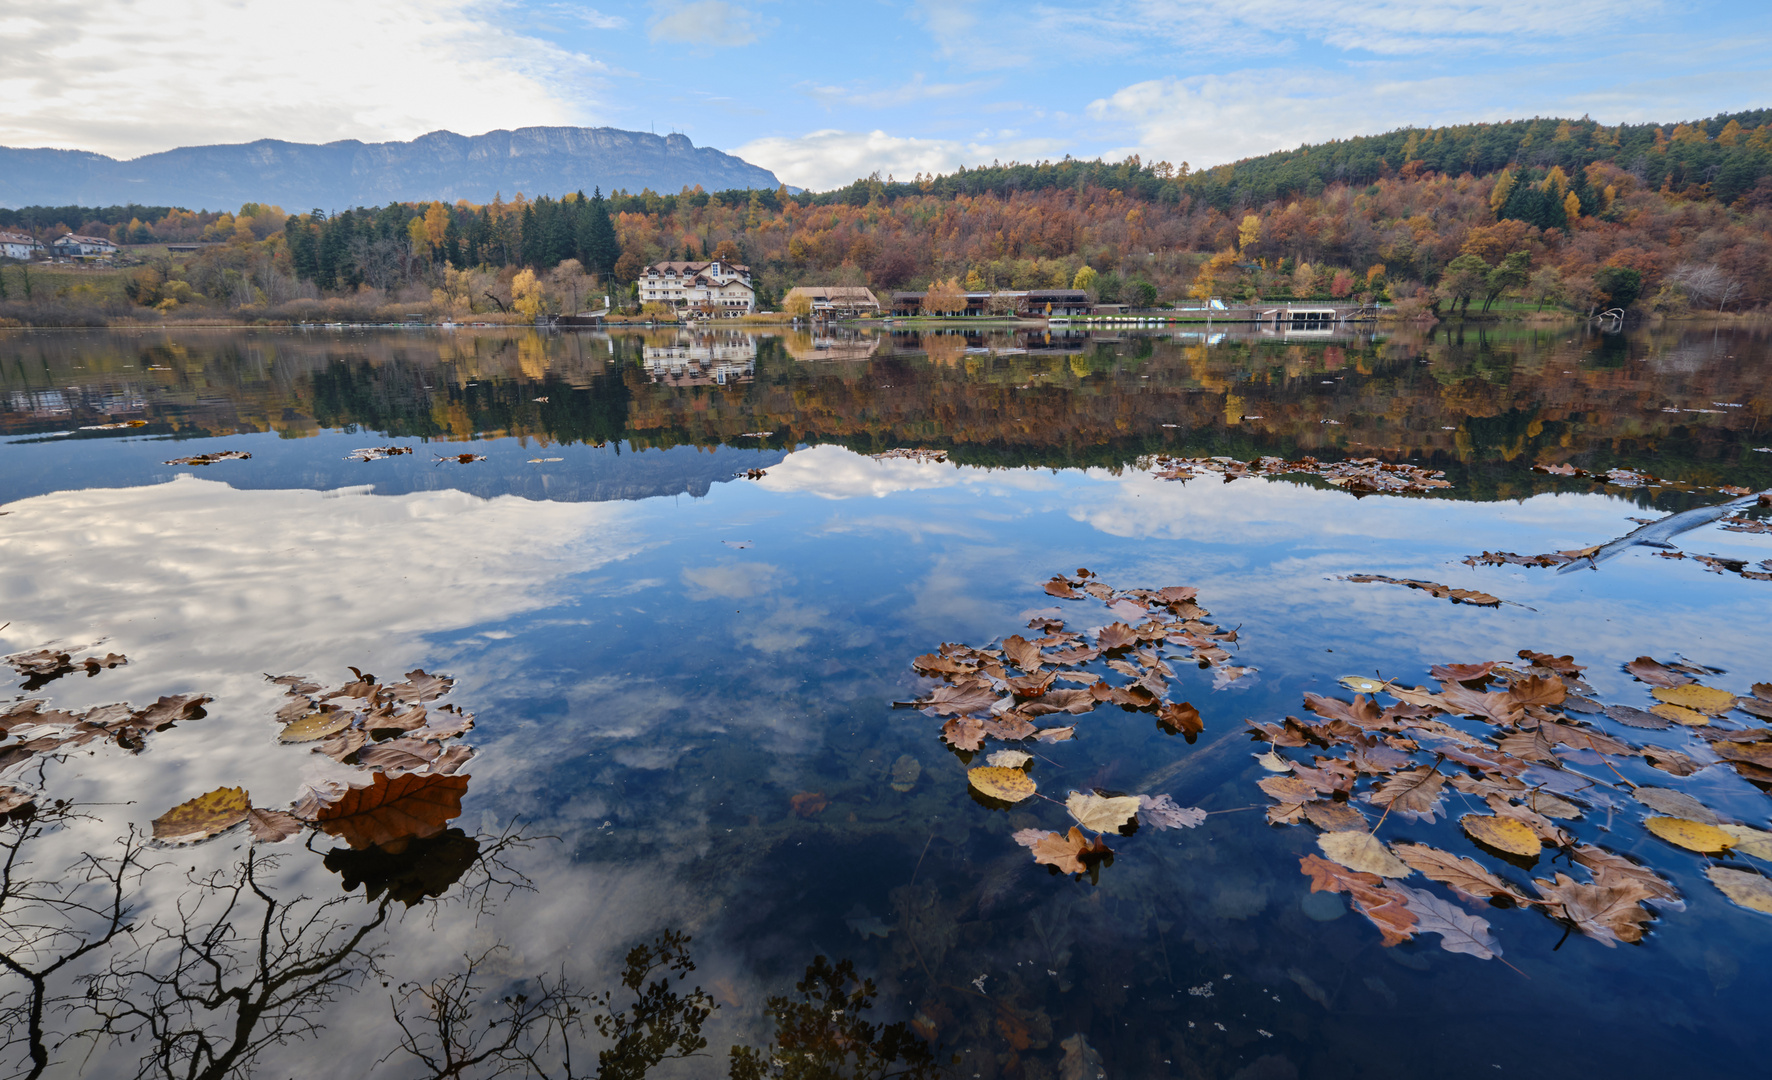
(407, 216, 432, 257)
(1488, 168, 1516, 214)
(425, 202, 451, 250)
(1190, 249, 1238, 301)
(964, 268, 985, 290)
(1238, 214, 1262, 254)
(784, 292, 814, 318)
(1563, 191, 1582, 225)
(1073, 265, 1098, 292)
(922, 277, 967, 315)
(511, 269, 545, 318)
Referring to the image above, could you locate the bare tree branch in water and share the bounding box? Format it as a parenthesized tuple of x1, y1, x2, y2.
(386, 930, 715, 1080)
(0, 798, 148, 1080)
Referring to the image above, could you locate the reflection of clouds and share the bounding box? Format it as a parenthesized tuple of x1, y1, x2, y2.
(743, 599, 828, 654)
(682, 561, 785, 599)
(755, 445, 1060, 500)
(0, 476, 641, 818)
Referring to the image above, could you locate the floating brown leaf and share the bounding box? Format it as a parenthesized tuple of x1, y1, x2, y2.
(1631, 787, 1717, 824)
(1318, 831, 1411, 878)
(918, 680, 1001, 717)
(1094, 622, 1138, 651)
(1706, 867, 1772, 915)
(1156, 701, 1203, 738)
(1031, 725, 1074, 742)
(1065, 791, 1140, 833)
(312, 772, 468, 850)
(1438, 684, 1523, 725)
(1343, 574, 1501, 607)
(245, 808, 305, 843)
(1137, 794, 1206, 830)
(1605, 704, 1672, 730)
(1533, 872, 1653, 946)
(1013, 826, 1111, 875)
(1391, 843, 1520, 902)
(1507, 674, 1567, 708)
(1518, 650, 1585, 675)
(1431, 661, 1498, 683)
(1303, 801, 1369, 832)
(153, 786, 251, 844)
(1392, 883, 1500, 959)
(1362, 766, 1447, 822)
(790, 792, 828, 818)
(1043, 577, 1080, 600)
(163, 450, 251, 466)
(1572, 845, 1681, 903)
(279, 707, 352, 743)
(1624, 657, 1693, 688)
(1000, 635, 1045, 673)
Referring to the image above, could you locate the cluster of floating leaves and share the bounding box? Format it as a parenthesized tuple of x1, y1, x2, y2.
(1251, 649, 1772, 959)
(1533, 461, 1760, 497)
(2, 649, 208, 813)
(1339, 575, 1503, 608)
(150, 666, 475, 851)
(347, 445, 414, 462)
(1151, 455, 1453, 495)
(434, 452, 486, 465)
(163, 450, 251, 466)
(1467, 547, 1772, 582)
(905, 570, 1226, 880)
(872, 448, 949, 463)
(80, 420, 148, 431)
(742, 468, 769, 480)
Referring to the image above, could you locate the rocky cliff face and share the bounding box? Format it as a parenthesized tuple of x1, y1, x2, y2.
(0, 127, 783, 211)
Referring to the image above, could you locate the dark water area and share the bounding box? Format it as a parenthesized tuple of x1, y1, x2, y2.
(1, 323, 1770, 1080)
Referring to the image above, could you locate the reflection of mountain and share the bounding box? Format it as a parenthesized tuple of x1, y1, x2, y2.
(2, 325, 1768, 504)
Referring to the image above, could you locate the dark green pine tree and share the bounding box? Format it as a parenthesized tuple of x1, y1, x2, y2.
(581, 187, 620, 280)
(519, 202, 540, 267)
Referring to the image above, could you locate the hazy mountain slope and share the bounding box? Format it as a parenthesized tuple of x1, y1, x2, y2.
(0, 127, 783, 211)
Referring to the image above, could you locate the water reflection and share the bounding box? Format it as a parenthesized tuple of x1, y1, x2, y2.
(3, 324, 1772, 1079)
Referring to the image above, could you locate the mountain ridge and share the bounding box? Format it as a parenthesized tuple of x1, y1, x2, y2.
(0, 127, 784, 212)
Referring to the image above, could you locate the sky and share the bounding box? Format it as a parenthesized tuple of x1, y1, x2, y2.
(1, 0, 1769, 192)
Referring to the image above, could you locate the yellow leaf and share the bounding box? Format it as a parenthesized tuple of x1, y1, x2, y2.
(1317, 831, 1412, 878)
(1720, 824, 1772, 860)
(1339, 676, 1385, 694)
(1651, 684, 1738, 715)
(1461, 814, 1541, 857)
(1707, 867, 1772, 914)
(1649, 703, 1709, 726)
(153, 786, 251, 844)
(279, 709, 352, 742)
(1645, 816, 1736, 853)
(1065, 791, 1140, 833)
(968, 766, 1036, 803)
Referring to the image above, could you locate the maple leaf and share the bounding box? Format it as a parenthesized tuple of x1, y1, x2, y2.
(1438, 684, 1523, 725)
(1137, 794, 1206, 830)
(1391, 843, 1521, 902)
(941, 717, 985, 750)
(1094, 622, 1138, 651)
(1014, 827, 1110, 876)
(1392, 884, 1501, 959)
(1156, 701, 1203, 739)
(1533, 872, 1654, 946)
(1507, 674, 1567, 708)
(153, 786, 252, 844)
(312, 772, 469, 850)
(1362, 766, 1447, 822)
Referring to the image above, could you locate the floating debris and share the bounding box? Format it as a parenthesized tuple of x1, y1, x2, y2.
(871, 448, 948, 463)
(1153, 455, 1451, 495)
(347, 446, 413, 461)
(164, 451, 251, 466)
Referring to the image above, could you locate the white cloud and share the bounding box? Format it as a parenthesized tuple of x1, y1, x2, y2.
(1086, 69, 1486, 169)
(647, 0, 759, 46)
(0, 0, 607, 157)
(754, 445, 1061, 501)
(564, 5, 628, 29)
(805, 74, 998, 110)
(734, 128, 1068, 191)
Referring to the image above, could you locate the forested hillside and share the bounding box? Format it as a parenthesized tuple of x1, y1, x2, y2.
(3, 113, 1769, 322)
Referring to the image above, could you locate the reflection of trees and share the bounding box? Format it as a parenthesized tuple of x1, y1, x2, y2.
(727, 956, 941, 1080)
(0, 798, 144, 1080)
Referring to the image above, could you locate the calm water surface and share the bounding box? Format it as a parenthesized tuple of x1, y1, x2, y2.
(2, 324, 1770, 1079)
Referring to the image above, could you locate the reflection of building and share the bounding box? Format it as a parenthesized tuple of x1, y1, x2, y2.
(1, 231, 46, 261)
(888, 289, 1091, 318)
(782, 331, 883, 363)
(641, 333, 758, 385)
(52, 233, 118, 258)
(783, 286, 880, 317)
(639, 260, 755, 315)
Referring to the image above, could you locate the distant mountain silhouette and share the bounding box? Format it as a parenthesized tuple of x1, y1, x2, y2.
(0, 127, 784, 211)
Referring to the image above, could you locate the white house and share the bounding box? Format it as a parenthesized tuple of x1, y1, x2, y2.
(0, 231, 46, 261)
(640, 260, 755, 315)
(52, 233, 119, 258)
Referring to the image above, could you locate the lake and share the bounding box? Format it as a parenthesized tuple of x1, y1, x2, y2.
(2, 322, 1770, 1080)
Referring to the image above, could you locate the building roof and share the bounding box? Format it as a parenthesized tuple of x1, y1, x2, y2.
(784, 286, 879, 305)
(0, 231, 44, 246)
(55, 233, 116, 246)
(644, 260, 750, 276)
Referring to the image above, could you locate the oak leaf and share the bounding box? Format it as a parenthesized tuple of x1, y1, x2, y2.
(1533, 872, 1653, 946)
(1094, 622, 1138, 651)
(1507, 674, 1567, 708)
(1391, 843, 1520, 902)
(1571, 845, 1681, 903)
(153, 786, 251, 844)
(1430, 661, 1497, 683)
(1043, 577, 1080, 599)
(1137, 794, 1206, 830)
(1392, 884, 1500, 959)
(1438, 684, 1523, 725)
(941, 716, 986, 751)
(1000, 635, 1045, 673)
(919, 680, 1001, 717)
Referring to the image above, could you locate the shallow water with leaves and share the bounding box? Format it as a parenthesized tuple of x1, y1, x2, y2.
(2, 323, 1770, 1080)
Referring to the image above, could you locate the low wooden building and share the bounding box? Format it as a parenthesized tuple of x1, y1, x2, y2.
(784, 286, 880, 317)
